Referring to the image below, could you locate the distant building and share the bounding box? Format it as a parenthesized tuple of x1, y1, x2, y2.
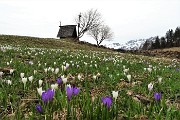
(57, 25, 77, 39)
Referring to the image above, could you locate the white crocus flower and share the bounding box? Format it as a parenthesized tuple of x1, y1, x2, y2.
(7, 62, 10, 66)
(3, 80, 12, 85)
(158, 77, 162, 83)
(37, 87, 44, 96)
(106, 67, 109, 70)
(10, 69, 14, 74)
(0, 71, 4, 77)
(78, 74, 82, 80)
(34, 70, 37, 74)
(51, 83, 58, 90)
(44, 68, 48, 73)
(112, 91, 118, 101)
(28, 76, 33, 83)
(147, 68, 152, 73)
(61, 75, 65, 79)
(97, 73, 101, 77)
(54, 68, 59, 74)
(7, 80, 12, 85)
(66, 63, 70, 68)
(127, 74, 131, 82)
(123, 68, 129, 73)
(51, 68, 55, 72)
(62, 77, 67, 84)
(20, 73, 24, 78)
(39, 80, 43, 87)
(94, 64, 97, 68)
(48, 67, 51, 71)
(93, 75, 97, 80)
(148, 82, 153, 91)
(62, 65, 65, 71)
(29, 61, 33, 65)
(66, 84, 71, 88)
(22, 77, 27, 86)
(84, 62, 87, 66)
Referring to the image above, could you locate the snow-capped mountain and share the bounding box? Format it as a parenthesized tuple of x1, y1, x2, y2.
(122, 39, 146, 50)
(105, 37, 157, 50)
(104, 43, 124, 49)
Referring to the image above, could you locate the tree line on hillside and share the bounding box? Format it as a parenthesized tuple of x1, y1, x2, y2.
(141, 27, 180, 50)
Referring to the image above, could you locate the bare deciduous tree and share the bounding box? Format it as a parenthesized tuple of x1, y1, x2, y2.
(75, 9, 102, 40)
(88, 25, 113, 47)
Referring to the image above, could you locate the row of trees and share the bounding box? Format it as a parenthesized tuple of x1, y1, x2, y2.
(75, 9, 113, 47)
(142, 27, 180, 50)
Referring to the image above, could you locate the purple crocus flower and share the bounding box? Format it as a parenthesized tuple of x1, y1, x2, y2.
(35, 104, 43, 113)
(73, 87, 80, 96)
(154, 92, 161, 101)
(56, 77, 62, 85)
(42, 88, 55, 103)
(66, 86, 73, 101)
(66, 85, 80, 101)
(102, 96, 112, 108)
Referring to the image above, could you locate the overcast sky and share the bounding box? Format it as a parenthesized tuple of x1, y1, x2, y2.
(0, 0, 180, 44)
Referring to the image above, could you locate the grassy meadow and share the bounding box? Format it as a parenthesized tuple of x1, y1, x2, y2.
(0, 35, 180, 119)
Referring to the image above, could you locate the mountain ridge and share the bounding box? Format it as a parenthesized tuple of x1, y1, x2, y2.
(105, 37, 157, 50)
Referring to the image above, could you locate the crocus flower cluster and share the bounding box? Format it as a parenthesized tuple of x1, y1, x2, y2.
(66, 84, 80, 101)
(42, 88, 55, 103)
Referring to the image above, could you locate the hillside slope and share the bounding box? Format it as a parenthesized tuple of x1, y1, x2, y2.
(0, 35, 112, 52)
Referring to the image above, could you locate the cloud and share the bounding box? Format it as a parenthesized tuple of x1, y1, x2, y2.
(0, 0, 180, 42)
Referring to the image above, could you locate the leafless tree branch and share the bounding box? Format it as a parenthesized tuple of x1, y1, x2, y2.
(75, 9, 102, 39)
(88, 25, 113, 47)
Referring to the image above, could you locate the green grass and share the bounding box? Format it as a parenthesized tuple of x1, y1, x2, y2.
(0, 35, 180, 119)
(0, 34, 112, 52)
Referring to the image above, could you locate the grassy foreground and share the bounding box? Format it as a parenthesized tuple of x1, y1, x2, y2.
(0, 35, 180, 119)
